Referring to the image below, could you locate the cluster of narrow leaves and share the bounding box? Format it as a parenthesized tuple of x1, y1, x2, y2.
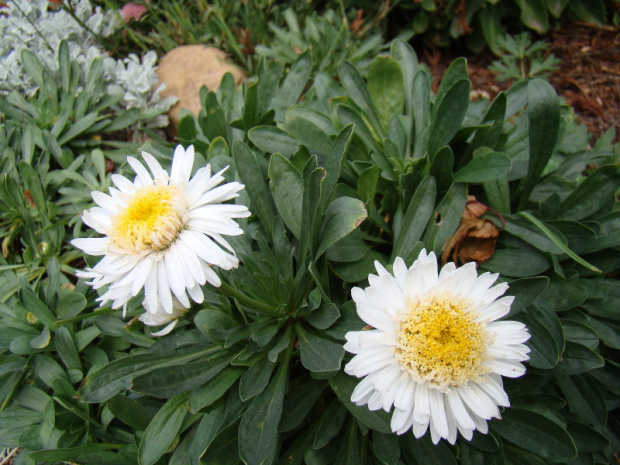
(0, 39, 619, 465)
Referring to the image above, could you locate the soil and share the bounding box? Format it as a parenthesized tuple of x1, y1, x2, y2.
(422, 21, 620, 144)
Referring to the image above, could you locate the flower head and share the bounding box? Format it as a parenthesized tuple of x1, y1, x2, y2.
(344, 249, 530, 444)
(72, 145, 250, 318)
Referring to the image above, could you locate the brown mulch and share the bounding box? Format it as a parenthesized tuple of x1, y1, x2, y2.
(423, 21, 620, 143)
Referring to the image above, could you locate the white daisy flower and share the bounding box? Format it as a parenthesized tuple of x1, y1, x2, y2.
(72, 145, 250, 317)
(344, 249, 530, 445)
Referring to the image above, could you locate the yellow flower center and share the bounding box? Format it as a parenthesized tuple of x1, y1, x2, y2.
(395, 294, 490, 390)
(109, 185, 186, 254)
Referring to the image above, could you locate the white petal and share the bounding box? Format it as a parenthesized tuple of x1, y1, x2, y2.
(71, 237, 109, 256)
(428, 388, 450, 441)
(141, 151, 169, 182)
(351, 287, 395, 332)
(127, 156, 153, 186)
(171, 145, 195, 183)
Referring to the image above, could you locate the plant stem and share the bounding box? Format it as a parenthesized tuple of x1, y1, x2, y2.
(51, 308, 119, 329)
(218, 281, 276, 315)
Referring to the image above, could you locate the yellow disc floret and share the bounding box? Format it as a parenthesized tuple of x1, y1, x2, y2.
(109, 185, 186, 254)
(395, 294, 490, 390)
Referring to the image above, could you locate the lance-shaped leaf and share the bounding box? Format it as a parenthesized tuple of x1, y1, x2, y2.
(268, 153, 304, 239)
(233, 141, 277, 235)
(316, 197, 367, 259)
(518, 79, 559, 209)
(392, 176, 436, 261)
(239, 355, 289, 465)
(77, 344, 219, 403)
(138, 394, 189, 465)
(367, 56, 405, 133)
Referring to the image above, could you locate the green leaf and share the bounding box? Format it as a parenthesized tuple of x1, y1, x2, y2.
(58, 40, 71, 92)
(557, 165, 620, 221)
(507, 277, 549, 315)
(338, 60, 382, 138)
(21, 287, 55, 327)
(77, 344, 219, 403)
(269, 153, 304, 239)
(194, 309, 236, 341)
(307, 303, 340, 330)
(433, 58, 468, 118)
(20, 49, 45, 89)
(313, 401, 347, 449)
(517, 311, 560, 369)
(569, 0, 606, 26)
(323, 124, 355, 204)
(132, 353, 232, 398)
(138, 393, 188, 465)
(429, 146, 454, 192)
(279, 379, 325, 432)
(56, 291, 87, 319)
(491, 408, 577, 462)
(239, 357, 275, 401)
(354, 166, 380, 208)
(390, 40, 419, 124)
(518, 211, 601, 272)
(249, 126, 300, 156)
(316, 197, 367, 259)
(28, 445, 131, 464)
(273, 51, 312, 120)
(58, 112, 100, 145)
(555, 341, 604, 375)
(518, 79, 559, 208)
(464, 92, 507, 163)
(566, 420, 610, 452)
(480, 5, 505, 55)
(189, 403, 226, 465)
(189, 366, 244, 414)
(239, 356, 289, 465)
(105, 108, 141, 132)
(427, 79, 471, 158)
(329, 372, 392, 434)
(556, 374, 607, 427)
(233, 141, 277, 235)
(19, 161, 49, 222)
(514, 0, 550, 33)
(422, 183, 467, 255)
(367, 56, 405, 132)
(562, 319, 599, 350)
(372, 431, 400, 465)
(542, 281, 588, 312)
(481, 249, 550, 277)
(202, 91, 229, 143)
(108, 394, 155, 431)
(392, 176, 436, 261)
(30, 326, 51, 349)
(400, 433, 457, 465)
(54, 326, 81, 373)
(453, 150, 512, 183)
(335, 419, 360, 465)
(296, 324, 344, 373)
(282, 117, 333, 158)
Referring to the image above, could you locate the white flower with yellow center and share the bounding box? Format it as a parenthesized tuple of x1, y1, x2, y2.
(72, 145, 250, 322)
(344, 249, 530, 445)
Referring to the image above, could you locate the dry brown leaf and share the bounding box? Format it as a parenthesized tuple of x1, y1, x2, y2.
(441, 197, 500, 265)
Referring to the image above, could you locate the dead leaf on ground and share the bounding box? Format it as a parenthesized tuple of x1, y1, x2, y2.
(441, 196, 500, 265)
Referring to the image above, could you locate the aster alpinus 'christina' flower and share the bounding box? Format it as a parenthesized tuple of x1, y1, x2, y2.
(344, 249, 530, 444)
(72, 145, 250, 324)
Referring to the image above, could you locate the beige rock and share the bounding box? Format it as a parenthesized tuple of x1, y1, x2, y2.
(156, 45, 246, 134)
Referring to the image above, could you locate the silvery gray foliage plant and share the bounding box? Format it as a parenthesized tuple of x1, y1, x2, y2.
(0, 0, 176, 128)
